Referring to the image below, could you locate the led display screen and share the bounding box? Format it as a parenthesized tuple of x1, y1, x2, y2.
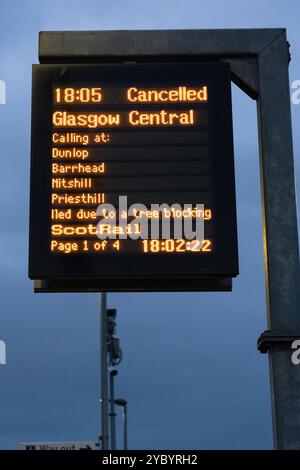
(29, 62, 238, 291)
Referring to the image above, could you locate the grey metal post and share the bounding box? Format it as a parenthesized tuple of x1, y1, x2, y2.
(256, 32, 300, 449)
(123, 402, 128, 450)
(109, 370, 118, 450)
(115, 399, 128, 449)
(100, 292, 109, 450)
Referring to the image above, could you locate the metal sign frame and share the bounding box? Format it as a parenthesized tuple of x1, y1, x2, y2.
(36, 29, 300, 449)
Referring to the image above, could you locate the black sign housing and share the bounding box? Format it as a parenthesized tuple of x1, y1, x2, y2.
(29, 62, 238, 291)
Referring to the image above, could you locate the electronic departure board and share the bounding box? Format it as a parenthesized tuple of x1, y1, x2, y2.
(29, 63, 238, 292)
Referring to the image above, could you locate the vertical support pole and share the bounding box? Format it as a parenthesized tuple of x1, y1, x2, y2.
(110, 370, 117, 450)
(100, 292, 109, 450)
(123, 403, 128, 450)
(257, 32, 300, 449)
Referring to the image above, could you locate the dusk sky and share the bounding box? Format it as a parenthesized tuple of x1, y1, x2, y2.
(0, 0, 300, 450)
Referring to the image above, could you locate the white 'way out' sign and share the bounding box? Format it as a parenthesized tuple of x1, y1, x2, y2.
(18, 441, 97, 450)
